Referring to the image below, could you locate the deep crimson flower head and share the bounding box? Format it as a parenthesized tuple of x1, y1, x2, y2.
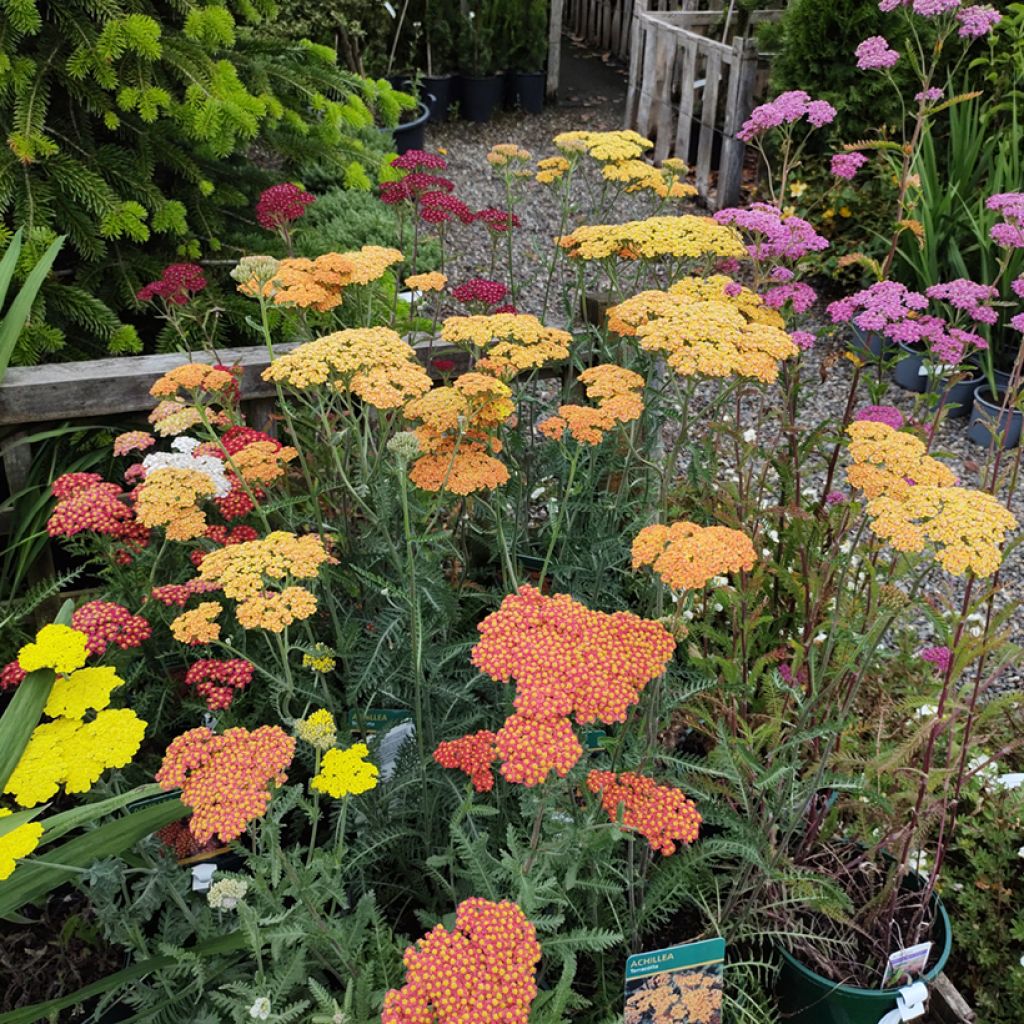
(1, 661, 26, 691)
(475, 207, 521, 233)
(491, 304, 518, 314)
(451, 278, 508, 307)
(184, 658, 254, 711)
(434, 731, 498, 792)
(431, 357, 457, 373)
(391, 149, 448, 171)
(419, 191, 475, 224)
(71, 601, 152, 656)
(255, 183, 315, 230)
(137, 263, 207, 305)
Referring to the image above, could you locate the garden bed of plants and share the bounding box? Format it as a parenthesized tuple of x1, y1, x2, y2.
(1, 2, 1024, 1024)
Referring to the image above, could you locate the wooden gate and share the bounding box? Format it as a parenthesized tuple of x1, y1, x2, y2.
(624, 7, 779, 209)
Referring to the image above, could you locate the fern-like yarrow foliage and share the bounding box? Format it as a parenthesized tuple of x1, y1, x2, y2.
(0, 0, 411, 363)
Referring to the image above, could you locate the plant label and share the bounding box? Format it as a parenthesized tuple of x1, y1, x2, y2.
(881, 941, 932, 988)
(347, 708, 412, 734)
(624, 937, 725, 1022)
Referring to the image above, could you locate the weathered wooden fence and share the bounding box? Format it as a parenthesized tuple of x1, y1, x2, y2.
(624, 7, 779, 209)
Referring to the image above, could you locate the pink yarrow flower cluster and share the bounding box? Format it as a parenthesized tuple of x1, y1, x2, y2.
(915, 87, 944, 103)
(827, 281, 928, 333)
(856, 36, 900, 70)
(879, 0, 958, 14)
(956, 5, 1001, 37)
(136, 263, 207, 305)
(737, 90, 836, 142)
(919, 645, 953, 674)
(831, 152, 868, 180)
(926, 279, 999, 324)
(764, 282, 818, 313)
(714, 204, 829, 262)
(855, 404, 906, 430)
(987, 193, 1024, 250)
(255, 183, 314, 230)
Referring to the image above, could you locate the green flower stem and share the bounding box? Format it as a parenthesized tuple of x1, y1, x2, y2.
(538, 444, 581, 591)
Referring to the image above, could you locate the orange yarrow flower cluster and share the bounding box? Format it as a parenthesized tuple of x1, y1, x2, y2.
(846, 422, 1015, 576)
(608, 276, 797, 384)
(155, 725, 295, 844)
(170, 602, 223, 645)
(440, 313, 571, 378)
(382, 898, 541, 1024)
(263, 327, 432, 409)
(539, 364, 645, 445)
(240, 247, 403, 311)
(404, 271, 448, 292)
(471, 586, 676, 786)
(632, 521, 757, 591)
(587, 770, 701, 855)
(404, 372, 513, 496)
(434, 730, 499, 792)
(150, 363, 238, 400)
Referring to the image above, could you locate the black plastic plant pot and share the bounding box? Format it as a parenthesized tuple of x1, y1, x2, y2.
(968, 386, 1024, 449)
(513, 70, 545, 114)
(850, 325, 890, 361)
(935, 371, 985, 419)
(423, 74, 455, 122)
(776, 884, 951, 1024)
(459, 73, 504, 123)
(892, 342, 928, 393)
(391, 102, 430, 155)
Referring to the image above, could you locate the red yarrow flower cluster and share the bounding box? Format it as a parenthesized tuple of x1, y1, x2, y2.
(471, 586, 676, 786)
(157, 820, 218, 860)
(452, 278, 508, 307)
(1, 661, 26, 690)
(380, 173, 454, 205)
(419, 191, 475, 225)
(255, 183, 315, 230)
(136, 263, 207, 305)
(586, 770, 701, 855)
(475, 207, 521, 233)
(382, 897, 541, 1024)
(150, 578, 221, 607)
(155, 725, 295, 844)
(48, 472, 141, 541)
(71, 601, 152, 656)
(391, 149, 449, 171)
(191, 524, 260, 567)
(184, 658, 254, 711)
(433, 730, 498, 792)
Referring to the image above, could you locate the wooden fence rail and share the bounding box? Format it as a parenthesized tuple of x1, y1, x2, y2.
(624, 8, 778, 209)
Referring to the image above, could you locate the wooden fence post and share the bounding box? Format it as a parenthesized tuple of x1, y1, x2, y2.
(717, 37, 758, 209)
(548, 0, 565, 97)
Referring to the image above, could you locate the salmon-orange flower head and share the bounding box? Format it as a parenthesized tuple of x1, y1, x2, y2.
(632, 521, 756, 591)
(381, 897, 541, 1024)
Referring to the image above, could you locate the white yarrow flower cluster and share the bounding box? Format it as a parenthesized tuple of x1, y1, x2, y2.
(207, 876, 249, 910)
(143, 437, 231, 497)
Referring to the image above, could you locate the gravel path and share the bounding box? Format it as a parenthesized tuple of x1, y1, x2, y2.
(422, 41, 1024, 689)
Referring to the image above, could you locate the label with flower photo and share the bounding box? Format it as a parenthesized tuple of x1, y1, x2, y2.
(881, 940, 932, 988)
(624, 937, 725, 1023)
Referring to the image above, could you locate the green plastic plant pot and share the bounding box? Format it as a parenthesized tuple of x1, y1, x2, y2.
(776, 892, 951, 1024)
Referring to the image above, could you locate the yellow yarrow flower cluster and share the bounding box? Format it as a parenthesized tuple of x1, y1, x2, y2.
(295, 709, 338, 750)
(44, 666, 123, 719)
(405, 373, 514, 435)
(846, 421, 956, 500)
(487, 143, 533, 168)
(439, 314, 571, 378)
(311, 743, 379, 798)
(607, 277, 796, 384)
(262, 327, 432, 410)
(196, 531, 333, 633)
(557, 215, 746, 262)
(135, 467, 217, 541)
(536, 156, 570, 184)
(864, 486, 1017, 577)
(632, 521, 757, 591)
(539, 364, 645, 445)
(302, 644, 337, 674)
(5, 710, 147, 807)
(553, 129, 653, 162)
(845, 422, 1016, 576)
(601, 159, 697, 200)
(17, 624, 89, 674)
(0, 809, 44, 881)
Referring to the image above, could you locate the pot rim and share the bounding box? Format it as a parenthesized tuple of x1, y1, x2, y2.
(973, 384, 1023, 409)
(777, 889, 952, 999)
(389, 101, 430, 133)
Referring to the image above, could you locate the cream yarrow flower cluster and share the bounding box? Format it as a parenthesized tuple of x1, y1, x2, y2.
(295, 709, 338, 750)
(440, 314, 571, 378)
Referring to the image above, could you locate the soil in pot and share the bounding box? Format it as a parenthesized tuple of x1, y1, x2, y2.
(459, 73, 504, 123)
(777, 842, 951, 1024)
(967, 386, 1023, 449)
